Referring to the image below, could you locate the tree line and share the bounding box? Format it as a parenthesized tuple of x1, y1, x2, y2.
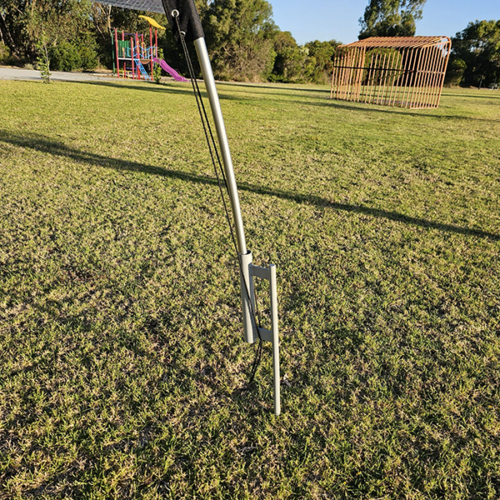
(0, 0, 498, 87)
(359, 1, 499, 88)
(0, 0, 340, 84)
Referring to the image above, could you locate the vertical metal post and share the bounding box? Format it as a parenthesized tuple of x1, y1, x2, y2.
(239, 251, 255, 344)
(183, 31, 280, 413)
(270, 264, 280, 415)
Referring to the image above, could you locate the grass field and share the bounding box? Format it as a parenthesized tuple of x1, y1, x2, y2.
(0, 77, 499, 499)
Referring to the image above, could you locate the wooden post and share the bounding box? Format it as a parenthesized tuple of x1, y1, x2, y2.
(338, 49, 348, 100)
(345, 49, 354, 100)
(353, 47, 364, 102)
(419, 45, 434, 108)
(436, 38, 452, 108)
(376, 50, 388, 104)
(411, 46, 428, 108)
(364, 49, 375, 103)
(359, 47, 367, 102)
(150, 26, 153, 80)
(131, 37, 135, 79)
(367, 50, 381, 104)
(330, 51, 339, 99)
(390, 48, 405, 107)
(424, 45, 440, 108)
(430, 44, 444, 107)
(401, 46, 415, 107)
(384, 48, 397, 106)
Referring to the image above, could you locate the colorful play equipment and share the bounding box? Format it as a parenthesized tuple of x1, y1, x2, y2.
(111, 15, 187, 82)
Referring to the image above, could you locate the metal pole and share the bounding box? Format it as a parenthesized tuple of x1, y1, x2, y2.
(193, 37, 254, 343)
(193, 37, 247, 256)
(270, 264, 280, 415)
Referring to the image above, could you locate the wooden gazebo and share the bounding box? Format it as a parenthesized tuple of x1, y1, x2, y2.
(329, 36, 451, 109)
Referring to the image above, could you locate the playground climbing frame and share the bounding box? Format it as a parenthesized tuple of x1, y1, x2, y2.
(112, 26, 158, 80)
(330, 36, 452, 109)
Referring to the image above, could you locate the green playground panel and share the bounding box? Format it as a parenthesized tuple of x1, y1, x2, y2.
(118, 41, 130, 58)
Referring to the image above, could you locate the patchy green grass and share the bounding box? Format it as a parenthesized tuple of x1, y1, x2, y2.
(0, 78, 499, 499)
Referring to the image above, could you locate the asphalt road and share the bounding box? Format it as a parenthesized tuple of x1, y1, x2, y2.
(0, 66, 117, 82)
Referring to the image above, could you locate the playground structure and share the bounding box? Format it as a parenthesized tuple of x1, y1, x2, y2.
(112, 15, 187, 82)
(330, 36, 452, 109)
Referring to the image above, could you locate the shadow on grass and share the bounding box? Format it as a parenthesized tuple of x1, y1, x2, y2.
(77, 78, 329, 98)
(71, 81, 500, 123)
(313, 100, 500, 123)
(217, 82, 330, 94)
(217, 81, 331, 94)
(71, 79, 243, 102)
(1, 130, 498, 242)
(441, 91, 500, 100)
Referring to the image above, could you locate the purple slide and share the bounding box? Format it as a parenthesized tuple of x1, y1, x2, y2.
(153, 57, 188, 82)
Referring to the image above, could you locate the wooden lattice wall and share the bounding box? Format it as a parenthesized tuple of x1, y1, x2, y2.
(330, 36, 452, 109)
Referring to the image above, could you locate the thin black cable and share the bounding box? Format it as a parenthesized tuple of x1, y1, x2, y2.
(173, 15, 263, 385)
(178, 39, 265, 382)
(180, 37, 229, 192)
(176, 35, 263, 380)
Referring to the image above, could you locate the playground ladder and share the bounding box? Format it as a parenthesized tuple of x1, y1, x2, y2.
(134, 53, 151, 81)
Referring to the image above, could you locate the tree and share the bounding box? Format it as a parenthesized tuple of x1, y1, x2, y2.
(359, 0, 427, 39)
(0, 0, 32, 59)
(90, 2, 113, 66)
(303, 40, 341, 83)
(444, 58, 466, 87)
(204, 0, 277, 81)
(450, 20, 500, 87)
(0, 0, 98, 70)
(271, 31, 305, 82)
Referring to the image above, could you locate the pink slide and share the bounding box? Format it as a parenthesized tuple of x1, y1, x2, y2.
(153, 57, 188, 82)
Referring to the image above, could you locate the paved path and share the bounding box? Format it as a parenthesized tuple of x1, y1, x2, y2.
(0, 66, 117, 82)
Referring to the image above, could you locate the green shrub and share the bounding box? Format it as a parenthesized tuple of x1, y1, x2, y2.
(78, 39, 99, 70)
(50, 41, 81, 71)
(445, 58, 467, 87)
(153, 48, 164, 84)
(303, 40, 340, 84)
(49, 39, 98, 72)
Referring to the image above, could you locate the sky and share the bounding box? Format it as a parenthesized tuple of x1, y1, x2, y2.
(269, 0, 500, 45)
